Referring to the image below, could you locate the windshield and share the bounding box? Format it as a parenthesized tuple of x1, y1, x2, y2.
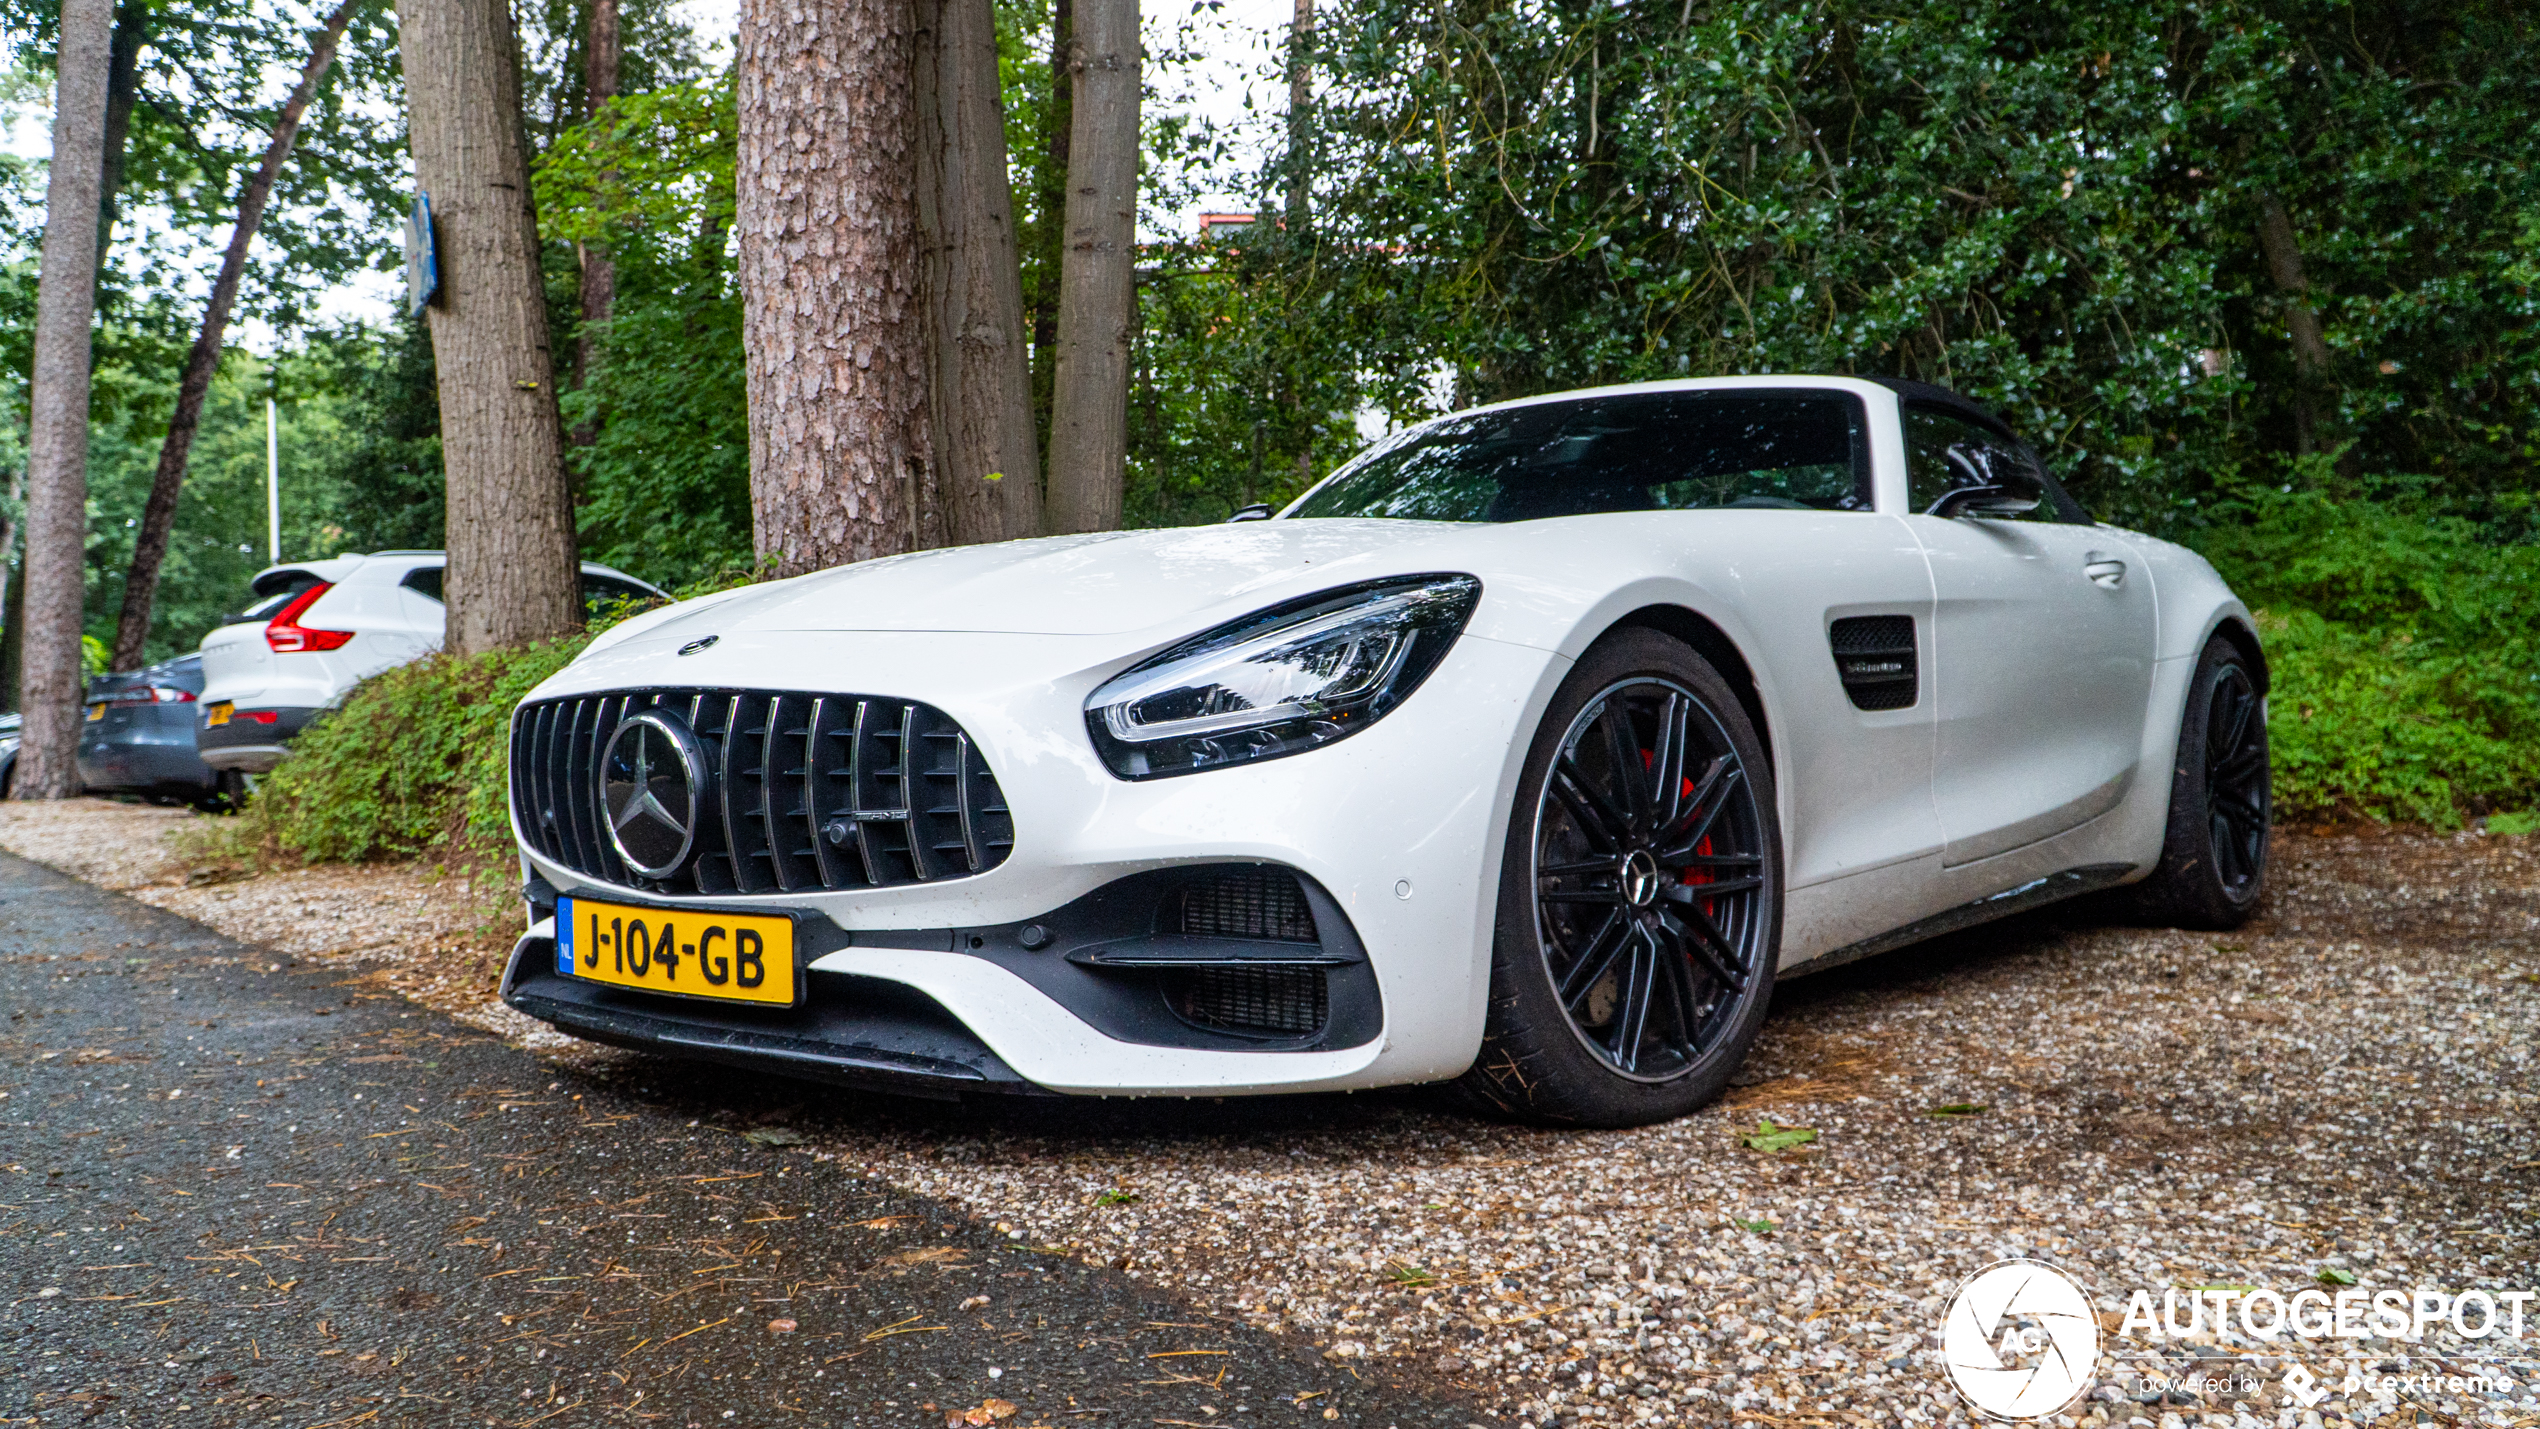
(1289, 390, 1870, 523)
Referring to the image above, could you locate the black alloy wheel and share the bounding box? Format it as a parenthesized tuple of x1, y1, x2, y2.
(1453, 629, 1781, 1127)
(1534, 678, 1768, 1080)
(2202, 661, 2270, 900)
(2124, 633, 2270, 929)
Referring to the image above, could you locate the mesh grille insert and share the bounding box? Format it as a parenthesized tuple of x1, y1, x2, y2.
(510, 687, 1013, 897)
(1169, 966, 1329, 1037)
(1828, 615, 1918, 712)
(1179, 867, 1319, 943)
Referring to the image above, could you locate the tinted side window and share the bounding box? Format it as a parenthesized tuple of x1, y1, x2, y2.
(400, 566, 446, 603)
(580, 573, 657, 614)
(1905, 407, 2047, 519)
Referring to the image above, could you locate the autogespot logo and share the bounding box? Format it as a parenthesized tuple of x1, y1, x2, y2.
(1942, 1260, 2102, 1421)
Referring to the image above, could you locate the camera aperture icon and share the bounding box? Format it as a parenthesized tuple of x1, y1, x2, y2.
(1943, 1260, 2103, 1420)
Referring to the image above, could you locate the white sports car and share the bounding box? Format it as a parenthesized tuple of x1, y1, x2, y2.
(499, 376, 2270, 1126)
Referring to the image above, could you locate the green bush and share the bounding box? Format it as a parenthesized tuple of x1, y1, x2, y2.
(233, 636, 594, 864)
(2194, 494, 2540, 827)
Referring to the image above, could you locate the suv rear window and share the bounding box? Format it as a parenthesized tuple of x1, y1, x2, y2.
(400, 566, 446, 603)
(228, 574, 325, 625)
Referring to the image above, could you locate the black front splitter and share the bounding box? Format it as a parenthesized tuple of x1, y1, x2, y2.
(502, 935, 1050, 1100)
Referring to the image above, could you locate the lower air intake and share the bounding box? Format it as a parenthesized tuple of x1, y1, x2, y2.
(1168, 966, 1329, 1037)
(1178, 866, 1318, 942)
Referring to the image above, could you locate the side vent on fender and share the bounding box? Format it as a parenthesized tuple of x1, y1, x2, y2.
(1829, 615, 1918, 711)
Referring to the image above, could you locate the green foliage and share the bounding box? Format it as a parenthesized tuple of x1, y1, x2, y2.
(1290, 0, 2540, 535)
(2194, 495, 2540, 826)
(232, 637, 592, 865)
(537, 72, 751, 589)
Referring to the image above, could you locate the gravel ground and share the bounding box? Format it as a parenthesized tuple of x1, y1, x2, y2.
(9, 800, 2537, 1429)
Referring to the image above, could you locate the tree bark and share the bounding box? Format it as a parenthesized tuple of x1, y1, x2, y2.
(571, 0, 619, 445)
(915, 0, 1042, 545)
(15, 0, 117, 799)
(1029, 0, 1071, 461)
(1285, 0, 1311, 229)
(395, 0, 582, 655)
(737, 0, 934, 574)
(2256, 192, 2331, 457)
(96, 0, 145, 265)
(109, 0, 361, 674)
(1042, 0, 1137, 533)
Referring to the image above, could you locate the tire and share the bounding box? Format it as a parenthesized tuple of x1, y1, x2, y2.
(1451, 628, 1784, 1127)
(193, 768, 251, 816)
(2124, 633, 2270, 929)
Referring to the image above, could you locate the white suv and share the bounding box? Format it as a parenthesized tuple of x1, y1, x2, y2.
(196, 551, 663, 773)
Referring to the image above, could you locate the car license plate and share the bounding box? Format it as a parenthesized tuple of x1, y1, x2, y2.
(85, 704, 105, 721)
(556, 896, 799, 1006)
(204, 701, 234, 727)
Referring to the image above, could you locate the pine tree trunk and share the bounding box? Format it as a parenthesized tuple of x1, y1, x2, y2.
(915, 0, 1042, 545)
(2256, 193, 2331, 458)
(396, 0, 581, 656)
(1029, 0, 1071, 463)
(96, 0, 145, 264)
(737, 0, 934, 574)
(109, 0, 360, 674)
(1042, 0, 1137, 533)
(14, 0, 117, 799)
(571, 0, 619, 446)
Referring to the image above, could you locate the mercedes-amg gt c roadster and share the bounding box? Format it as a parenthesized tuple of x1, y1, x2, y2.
(499, 376, 2270, 1126)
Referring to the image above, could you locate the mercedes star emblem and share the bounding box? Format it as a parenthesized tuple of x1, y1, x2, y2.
(599, 709, 709, 878)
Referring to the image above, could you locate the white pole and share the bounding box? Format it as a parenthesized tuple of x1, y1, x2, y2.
(266, 396, 280, 562)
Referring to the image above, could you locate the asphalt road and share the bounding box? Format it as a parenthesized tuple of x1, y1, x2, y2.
(0, 852, 1480, 1429)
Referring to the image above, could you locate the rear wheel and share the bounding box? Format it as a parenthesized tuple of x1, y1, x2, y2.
(1453, 629, 1782, 1127)
(2125, 634, 2270, 929)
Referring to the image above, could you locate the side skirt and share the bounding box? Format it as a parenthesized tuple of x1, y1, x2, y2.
(1777, 863, 2135, 979)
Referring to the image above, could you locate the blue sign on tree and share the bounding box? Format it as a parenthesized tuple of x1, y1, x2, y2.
(403, 191, 439, 316)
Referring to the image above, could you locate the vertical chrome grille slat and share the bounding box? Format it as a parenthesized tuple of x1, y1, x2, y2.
(897, 703, 928, 881)
(804, 696, 841, 889)
(952, 732, 983, 873)
(763, 694, 793, 893)
(513, 685, 1010, 897)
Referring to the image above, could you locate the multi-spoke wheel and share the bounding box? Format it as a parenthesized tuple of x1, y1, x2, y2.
(1454, 629, 1781, 1126)
(2125, 633, 2271, 929)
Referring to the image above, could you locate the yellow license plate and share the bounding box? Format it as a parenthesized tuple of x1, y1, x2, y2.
(86, 704, 105, 721)
(204, 701, 234, 727)
(556, 896, 798, 1006)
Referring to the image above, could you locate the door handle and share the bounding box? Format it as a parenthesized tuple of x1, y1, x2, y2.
(2082, 553, 2126, 589)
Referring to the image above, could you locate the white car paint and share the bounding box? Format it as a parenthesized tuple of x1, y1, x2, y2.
(197, 552, 662, 772)
(502, 376, 2261, 1098)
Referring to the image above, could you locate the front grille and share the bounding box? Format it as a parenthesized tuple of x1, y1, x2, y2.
(1829, 615, 1918, 711)
(511, 688, 1014, 897)
(1178, 867, 1318, 942)
(1168, 965, 1328, 1036)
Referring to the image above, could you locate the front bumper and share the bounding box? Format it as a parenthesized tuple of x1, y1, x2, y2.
(197, 705, 320, 772)
(503, 626, 1567, 1096)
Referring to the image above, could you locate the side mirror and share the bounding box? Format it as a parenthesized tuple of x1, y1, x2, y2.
(1226, 503, 1275, 523)
(1929, 465, 2043, 520)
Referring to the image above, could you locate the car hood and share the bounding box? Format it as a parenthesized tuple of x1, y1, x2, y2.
(627, 522, 1472, 640)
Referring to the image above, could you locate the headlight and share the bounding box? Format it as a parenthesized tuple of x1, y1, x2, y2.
(1085, 574, 1482, 779)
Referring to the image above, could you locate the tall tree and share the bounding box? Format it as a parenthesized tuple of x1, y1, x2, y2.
(915, 0, 1041, 544)
(396, 0, 582, 654)
(1042, 0, 1136, 533)
(14, 0, 116, 798)
(736, 0, 934, 572)
(571, 0, 619, 443)
(109, 0, 364, 674)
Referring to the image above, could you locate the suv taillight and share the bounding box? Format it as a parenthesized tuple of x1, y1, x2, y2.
(265, 583, 355, 653)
